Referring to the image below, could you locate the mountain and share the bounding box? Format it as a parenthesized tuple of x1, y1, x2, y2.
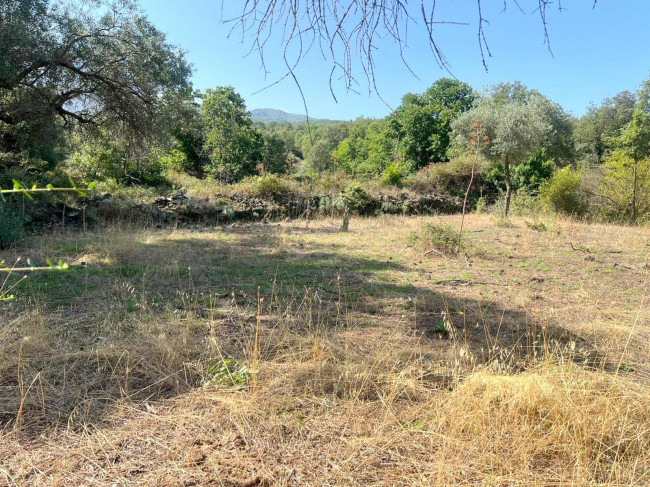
(250, 108, 309, 123)
(250, 108, 338, 123)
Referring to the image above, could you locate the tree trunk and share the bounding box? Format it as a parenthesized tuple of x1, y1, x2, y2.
(340, 207, 349, 232)
(504, 157, 512, 217)
(632, 157, 638, 222)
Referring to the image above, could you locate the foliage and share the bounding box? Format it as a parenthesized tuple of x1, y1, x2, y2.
(596, 151, 650, 222)
(340, 183, 371, 214)
(409, 222, 463, 254)
(260, 132, 289, 174)
(0, 0, 191, 166)
(616, 79, 650, 163)
(575, 91, 636, 164)
(380, 163, 404, 187)
(0, 202, 23, 248)
(246, 174, 293, 199)
(202, 87, 263, 182)
(168, 112, 209, 179)
(206, 359, 251, 387)
(475, 196, 487, 214)
(409, 156, 484, 197)
(333, 118, 394, 176)
(482, 152, 555, 196)
(303, 139, 335, 174)
(67, 136, 167, 187)
(540, 167, 587, 216)
(391, 78, 475, 168)
(452, 83, 557, 215)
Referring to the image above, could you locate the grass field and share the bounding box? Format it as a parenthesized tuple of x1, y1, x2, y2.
(1, 214, 648, 486)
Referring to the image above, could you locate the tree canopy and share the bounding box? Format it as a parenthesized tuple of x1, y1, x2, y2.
(0, 0, 191, 163)
(202, 86, 263, 182)
(452, 83, 555, 216)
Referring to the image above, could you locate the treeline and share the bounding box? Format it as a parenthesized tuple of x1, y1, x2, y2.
(1, 0, 649, 227)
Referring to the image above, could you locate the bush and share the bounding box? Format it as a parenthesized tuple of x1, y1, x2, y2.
(0, 203, 24, 248)
(67, 139, 167, 187)
(483, 152, 554, 196)
(595, 151, 650, 223)
(341, 183, 371, 214)
(487, 190, 541, 217)
(410, 156, 483, 197)
(381, 162, 404, 187)
(247, 174, 293, 199)
(540, 167, 588, 216)
(475, 196, 487, 214)
(409, 222, 463, 254)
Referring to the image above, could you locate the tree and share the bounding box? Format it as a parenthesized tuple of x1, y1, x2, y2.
(452, 85, 552, 216)
(298, 121, 350, 174)
(0, 0, 191, 165)
(333, 118, 395, 176)
(615, 78, 650, 221)
(575, 91, 636, 164)
(597, 150, 650, 222)
(391, 78, 474, 169)
(260, 131, 288, 174)
(202, 87, 263, 182)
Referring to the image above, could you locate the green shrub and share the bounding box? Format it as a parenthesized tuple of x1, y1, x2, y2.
(381, 162, 404, 187)
(409, 222, 463, 254)
(483, 152, 555, 197)
(341, 183, 371, 214)
(67, 139, 167, 187)
(540, 167, 588, 216)
(205, 359, 251, 387)
(0, 203, 24, 248)
(475, 196, 487, 214)
(246, 174, 293, 199)
(489, 190, 541, 217)
(595, 151, 650, 223)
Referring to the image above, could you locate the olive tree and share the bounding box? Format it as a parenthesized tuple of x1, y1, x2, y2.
(452, 89, 551, 216)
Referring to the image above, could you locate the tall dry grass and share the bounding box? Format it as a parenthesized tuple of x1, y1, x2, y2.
(0, 215, 648, 485)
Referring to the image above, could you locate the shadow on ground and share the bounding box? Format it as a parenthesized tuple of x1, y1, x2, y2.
(0, 223, 607, 433)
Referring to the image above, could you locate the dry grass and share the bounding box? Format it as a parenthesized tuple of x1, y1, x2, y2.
(0, 214, 648, 486)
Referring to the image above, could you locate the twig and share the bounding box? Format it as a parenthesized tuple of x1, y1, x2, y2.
(568, 242, 590, 253)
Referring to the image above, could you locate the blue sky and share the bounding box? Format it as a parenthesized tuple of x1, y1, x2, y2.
(139, 0, 650, 120)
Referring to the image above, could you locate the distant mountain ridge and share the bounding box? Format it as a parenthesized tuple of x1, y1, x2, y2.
(250, 108, 336, 123)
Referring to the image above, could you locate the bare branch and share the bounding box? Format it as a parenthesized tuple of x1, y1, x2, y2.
(224, 1, 584, 99)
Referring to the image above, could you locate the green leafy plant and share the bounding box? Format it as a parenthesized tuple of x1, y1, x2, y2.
(341, 183, 371, 214)
(381, 162, 404, 187)
(221, 206, 235, 221)
(475, 196, 487, 214)
(597, 151, 650, 223)
(205, 359, 252, 387)
(540, 167, 588, 216)
(0, 180, 92, 300)
(248, 174, 292, 199)
(1, 179, 95, 197)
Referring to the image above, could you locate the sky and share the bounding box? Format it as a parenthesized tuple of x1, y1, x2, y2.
(138, 0, 650, 120)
